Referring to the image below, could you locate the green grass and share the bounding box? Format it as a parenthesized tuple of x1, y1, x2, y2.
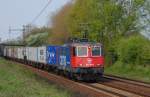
(0, 58, 72, 97)
(105, 61, 150, 83)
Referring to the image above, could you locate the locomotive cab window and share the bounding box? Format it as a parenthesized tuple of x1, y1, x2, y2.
(77, 46, 88, 57)
(92, 46, 101, 56)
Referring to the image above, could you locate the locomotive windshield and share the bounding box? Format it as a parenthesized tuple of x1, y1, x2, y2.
(77, 46, 88, 57)
(92, 46, 101, 56)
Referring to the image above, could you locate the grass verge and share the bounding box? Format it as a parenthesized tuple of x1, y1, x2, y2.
(105, 61, 150, 83)
(0, 58, 72, 97)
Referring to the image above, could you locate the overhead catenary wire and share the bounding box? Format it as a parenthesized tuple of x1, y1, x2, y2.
(30, 0, 52, 24)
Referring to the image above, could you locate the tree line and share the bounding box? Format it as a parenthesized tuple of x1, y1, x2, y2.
(25, 0, 150, 66)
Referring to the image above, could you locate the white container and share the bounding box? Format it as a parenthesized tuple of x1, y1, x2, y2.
(6, 47, 9, 57)
(11, 47, 17, 58)
(37, 46, 46, 64)
(17, 47, 21, 59)
(17, 47, 24, 59)
(14, 47, 18, 58)
(25, 47, 29, 60)
(10, 47, 14, 58)
(28, 47, 38, 62)
(4, 46, 9, 57)
(17, 47, 22, 59)
(8, 47, 12, 57)
(3, 47, 7, 56)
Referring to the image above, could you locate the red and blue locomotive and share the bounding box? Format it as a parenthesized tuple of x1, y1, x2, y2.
(67, 42, 104, 80)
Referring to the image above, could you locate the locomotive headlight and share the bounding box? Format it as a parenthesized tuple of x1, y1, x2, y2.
(80, 64, 83, 66)
(97, 64, 100, 66)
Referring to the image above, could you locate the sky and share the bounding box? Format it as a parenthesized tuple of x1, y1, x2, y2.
(0, 0, 70, 42)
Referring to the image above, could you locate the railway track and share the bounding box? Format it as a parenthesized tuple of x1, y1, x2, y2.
(104, 74, 150, 87)
(18, 62, 150, 97)
(100, 75, 150, 97)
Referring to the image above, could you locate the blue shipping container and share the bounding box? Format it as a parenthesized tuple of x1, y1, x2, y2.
(46, 46, 60, 65)
(59, 47, 71, 69)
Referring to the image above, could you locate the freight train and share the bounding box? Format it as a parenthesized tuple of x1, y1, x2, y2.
(3, 42, 104, 81)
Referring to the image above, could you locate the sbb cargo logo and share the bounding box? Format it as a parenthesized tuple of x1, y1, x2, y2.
(87, 58, 92, 64)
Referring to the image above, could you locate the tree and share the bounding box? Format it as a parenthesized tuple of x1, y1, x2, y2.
(25, 27, 51, 46)
(137, 0, 150, 39)
(48, 2, 73, 44)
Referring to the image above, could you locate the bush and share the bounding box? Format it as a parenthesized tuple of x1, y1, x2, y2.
(25, 32, 49, 46)
(116, 35, 150, 65)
